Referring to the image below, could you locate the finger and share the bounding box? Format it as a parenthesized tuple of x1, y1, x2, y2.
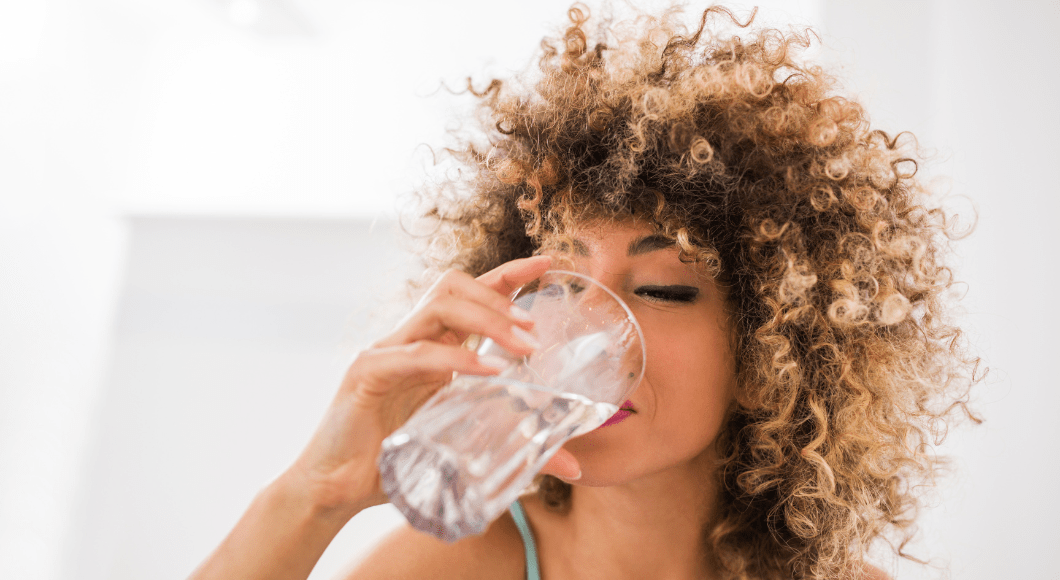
(540, 448, 581, 481)
(375, 268, 539, 349)
(476, 255, 552, 297)
(382, 295, 540, 355)
(350, 341, 510, 397)
(432, 268, 537, 328)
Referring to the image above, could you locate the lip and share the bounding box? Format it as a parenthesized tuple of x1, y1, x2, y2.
(598, 400, 635, 428)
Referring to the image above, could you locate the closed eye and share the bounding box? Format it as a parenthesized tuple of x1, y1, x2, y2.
(635, 285, 700, 304)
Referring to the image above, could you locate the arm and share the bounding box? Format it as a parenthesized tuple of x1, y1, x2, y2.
(187, 472, 362, 580)
(187, 256, 576, 580)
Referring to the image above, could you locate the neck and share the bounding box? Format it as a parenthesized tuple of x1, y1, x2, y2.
(554, 449, 722, 580)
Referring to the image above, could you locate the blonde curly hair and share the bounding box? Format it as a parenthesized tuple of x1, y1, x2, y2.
(412, 4, 982, 579)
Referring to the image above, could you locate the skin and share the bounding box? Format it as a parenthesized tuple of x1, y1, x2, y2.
(349, 219, 739, 580)
(188, 250, 574, 580)
(530, 219, 737, 579)
(188, 219, 889, 579)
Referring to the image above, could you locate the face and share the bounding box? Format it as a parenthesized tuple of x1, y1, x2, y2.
(548, 219, 737, 486)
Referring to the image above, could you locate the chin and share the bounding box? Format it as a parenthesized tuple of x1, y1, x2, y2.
(561, 429, 648, 486)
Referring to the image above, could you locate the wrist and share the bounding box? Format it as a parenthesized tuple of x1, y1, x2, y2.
(189, 471, 363, 580)
(271, 465, 383, 525)
(266, 470, 358, 531)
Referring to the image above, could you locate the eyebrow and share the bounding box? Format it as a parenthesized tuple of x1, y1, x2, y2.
(569, 234, 676, 257)
(627, 234, 677, 256)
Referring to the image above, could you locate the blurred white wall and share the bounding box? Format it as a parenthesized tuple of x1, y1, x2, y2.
(65, 216, 418, 579)
(0, 1, 1057, 579)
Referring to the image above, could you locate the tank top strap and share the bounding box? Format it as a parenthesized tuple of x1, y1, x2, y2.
(508, 498, 542, 580)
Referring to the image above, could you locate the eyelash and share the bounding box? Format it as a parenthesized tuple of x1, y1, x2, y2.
(635, 286, 699, 304)
(541, 283, 698, 304)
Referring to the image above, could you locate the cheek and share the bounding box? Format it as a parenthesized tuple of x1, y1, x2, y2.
(643, 317, 735, 442)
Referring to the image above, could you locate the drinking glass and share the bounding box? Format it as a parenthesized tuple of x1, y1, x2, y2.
(377, 270, 645, 542)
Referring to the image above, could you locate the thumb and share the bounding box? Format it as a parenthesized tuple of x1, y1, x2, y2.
(540, 448, 581, 482)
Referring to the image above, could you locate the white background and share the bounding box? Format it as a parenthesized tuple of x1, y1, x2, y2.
(0, 1, 1057, 579)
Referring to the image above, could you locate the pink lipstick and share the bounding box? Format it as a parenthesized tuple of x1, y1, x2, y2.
(598, 400, 635, 428)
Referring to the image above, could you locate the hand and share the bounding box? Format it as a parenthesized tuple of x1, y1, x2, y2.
(280, 255, 581, 517)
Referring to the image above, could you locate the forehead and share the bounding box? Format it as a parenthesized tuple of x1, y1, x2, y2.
(569, 231, 677, 257)
(544, 219, 723, 280)
(556, 219, 679, 257)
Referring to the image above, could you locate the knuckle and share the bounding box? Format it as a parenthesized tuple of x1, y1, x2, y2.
(421, 269, 460, 300)
(343, 349, 377, 383)
(438, 267, 469, 288)
(403, 340, 433, 358)
(349, 349, 374, 369)
(409, 293, 449, 323)
(422, 292, 455, 314)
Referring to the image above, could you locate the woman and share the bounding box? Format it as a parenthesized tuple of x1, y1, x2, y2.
(190, 4, 980, 579)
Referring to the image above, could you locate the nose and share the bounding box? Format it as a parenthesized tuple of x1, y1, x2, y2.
(574, 277, 611, 312)
(527, 270, 625, 334)
(576, 256, 626, 298)
(529, 270, 644, 402)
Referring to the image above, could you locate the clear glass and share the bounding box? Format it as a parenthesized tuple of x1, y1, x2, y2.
(377, 270, 646, 542)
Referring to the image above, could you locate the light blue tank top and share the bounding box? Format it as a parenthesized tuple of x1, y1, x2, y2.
(508, 498, 542, 580)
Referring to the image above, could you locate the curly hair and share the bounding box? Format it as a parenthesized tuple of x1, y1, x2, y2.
(411, 4, 982, 579)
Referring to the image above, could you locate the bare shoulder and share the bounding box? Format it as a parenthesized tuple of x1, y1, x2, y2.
(341, 512, 526, 580)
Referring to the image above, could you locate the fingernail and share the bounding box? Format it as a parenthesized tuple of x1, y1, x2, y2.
(510, 305, 534, 322)
(558, 469, 581, 483)
(511, 325, 541, 350)
(478, 355, 511, 371)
